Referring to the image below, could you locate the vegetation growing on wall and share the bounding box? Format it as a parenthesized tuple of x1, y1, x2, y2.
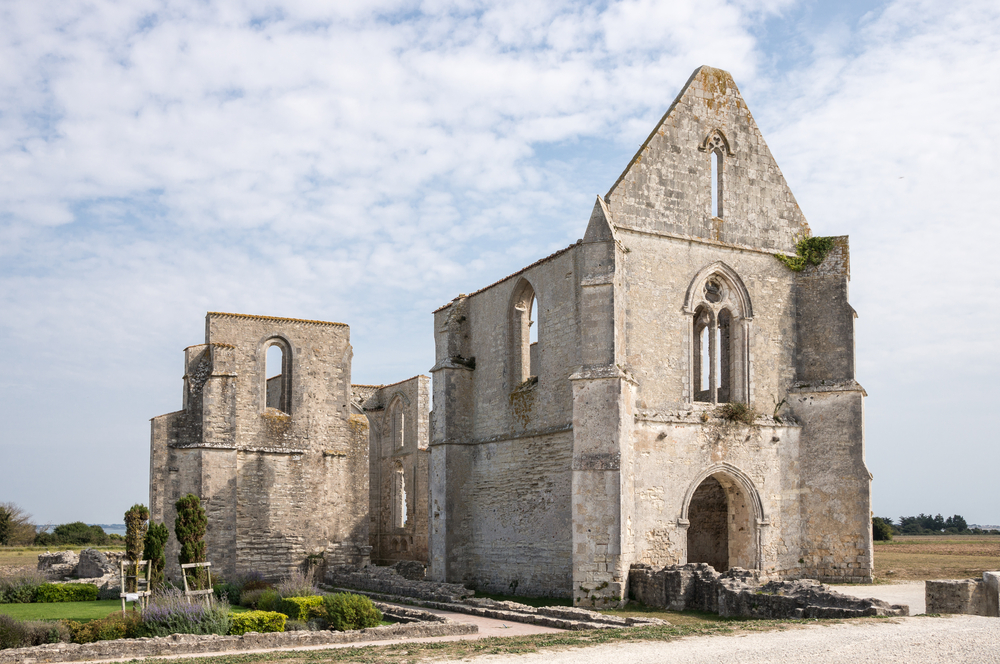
(718, 402, 757, 425)
(775, 236, 835, 272)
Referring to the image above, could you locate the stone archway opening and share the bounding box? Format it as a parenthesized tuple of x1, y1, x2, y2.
(686, 473, 756, 572)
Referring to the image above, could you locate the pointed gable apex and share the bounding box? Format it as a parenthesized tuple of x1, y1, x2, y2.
(583, 195, 616, 243)
(604, 66, 809, 253)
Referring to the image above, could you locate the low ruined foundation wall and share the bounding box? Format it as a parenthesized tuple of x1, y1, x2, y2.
(629, 563, 907, 619)
(926, 573, 1000, 616)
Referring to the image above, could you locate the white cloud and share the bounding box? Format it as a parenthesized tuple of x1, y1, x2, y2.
(1, 0, 996, 524)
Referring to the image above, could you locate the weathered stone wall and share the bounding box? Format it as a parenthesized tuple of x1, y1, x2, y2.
(429, 248, 581, 597)
(360, 375, 431, 565)
(430, 66, 872, 600)
(150, 312, 370, 582)
(629, 563, 904, 619)
(926, 574, 1000, 616)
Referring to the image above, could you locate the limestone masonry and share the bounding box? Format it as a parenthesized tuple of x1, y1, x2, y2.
(150, 66, 872, 599)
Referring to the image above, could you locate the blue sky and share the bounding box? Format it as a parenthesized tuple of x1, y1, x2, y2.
(1, 0, 998, 526)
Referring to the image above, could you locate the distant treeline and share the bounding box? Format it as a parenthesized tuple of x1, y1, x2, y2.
(873, 514, 1000, 541)
(33, 522, 124, 546)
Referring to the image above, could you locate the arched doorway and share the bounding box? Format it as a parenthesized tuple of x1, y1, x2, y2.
(684, 471, 758, 572)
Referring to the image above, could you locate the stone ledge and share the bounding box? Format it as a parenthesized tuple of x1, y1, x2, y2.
(0, 613, 475, 664)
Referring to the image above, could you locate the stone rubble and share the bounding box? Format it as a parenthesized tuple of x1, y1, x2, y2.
(629, 563, 908, 619)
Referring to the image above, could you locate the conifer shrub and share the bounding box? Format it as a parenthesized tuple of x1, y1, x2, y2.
(124, 504, 149, 592)
(143, 522, 170, 590)
(173, 494, 207, 589)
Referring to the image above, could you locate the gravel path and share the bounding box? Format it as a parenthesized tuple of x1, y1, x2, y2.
(835, 581, 926, 614)
(439, 615, 1000, 664)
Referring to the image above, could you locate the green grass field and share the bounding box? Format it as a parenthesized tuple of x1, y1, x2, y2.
(0, 599, 123, 621)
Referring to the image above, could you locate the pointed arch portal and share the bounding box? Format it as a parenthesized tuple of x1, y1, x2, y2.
(680, 464, 767, 571)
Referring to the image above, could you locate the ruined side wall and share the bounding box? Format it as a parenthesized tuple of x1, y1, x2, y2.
(369, 376, 431, 565)
(606, 66, 808, 253)
(442, 430, 573, 596)
(151, 313, 369, 582)
(429, 248, 581, 596)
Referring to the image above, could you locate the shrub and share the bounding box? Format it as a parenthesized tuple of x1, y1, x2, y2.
(142, 589, 229, 637)
(873, 517, 894, 541)
(321, 593, 382, 631)
(0, 615, 28, 650)
(174, 494, 207, 589)
(241, 587, 280, 611)
(276, 595, 324, 621)
(0, 572, 47, 604)
(214, 581, 242, 605)
(234, 570, 269, 593)
(227, 610, 286, 635)
(143, 522, 169, 590)
(283, 619, 308, 631)
(124, 504, 149, 592)
(276, 570, 318, 598)
(36, 583, 99, 603)
(67, 612, 145, 644)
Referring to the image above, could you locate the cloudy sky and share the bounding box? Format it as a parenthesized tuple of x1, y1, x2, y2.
(1, 0, 997, 526)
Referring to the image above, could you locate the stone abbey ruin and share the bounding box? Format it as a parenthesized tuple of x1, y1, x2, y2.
(150, 66, 872, 605)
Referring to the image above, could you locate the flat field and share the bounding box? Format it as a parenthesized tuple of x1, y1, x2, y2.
(0, 546, 124, 577)
(874, 534, 1000, 581)
(0, 599, 123, 621)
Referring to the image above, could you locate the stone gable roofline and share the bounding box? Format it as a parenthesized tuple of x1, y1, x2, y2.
(207, 311, 349, 327)
(605, 65, 717, 201)
(182, 342, 236, 351)
(433, 243, 577, 313)
(377, 375, 430, 390)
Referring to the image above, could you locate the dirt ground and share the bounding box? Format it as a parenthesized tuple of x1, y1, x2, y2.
(874, 534, 1000, 581)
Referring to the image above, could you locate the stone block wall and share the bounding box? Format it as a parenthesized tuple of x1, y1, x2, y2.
(150, 312, 370, 582)
(926, 574, 1000, 616)
(356, 376, 432, 565)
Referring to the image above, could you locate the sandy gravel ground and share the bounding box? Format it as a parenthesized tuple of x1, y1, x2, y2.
(835, 581, 926, 614)
(441, 615, 1000, 664)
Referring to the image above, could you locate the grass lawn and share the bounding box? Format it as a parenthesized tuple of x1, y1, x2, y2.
(0, 600, 249, 622)
(0, 599, 123, 621)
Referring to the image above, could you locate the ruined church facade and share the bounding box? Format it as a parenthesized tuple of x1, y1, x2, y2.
(149, 66, 871, 601)
(427, 66, 872, 604)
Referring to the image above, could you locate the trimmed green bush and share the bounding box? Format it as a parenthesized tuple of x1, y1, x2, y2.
(227, 610, 286, 635)
(321, 593, 382, 631)
(214, 581, 242, 605)
(276, 595, 324, 621)
(35, 583, 99, 603)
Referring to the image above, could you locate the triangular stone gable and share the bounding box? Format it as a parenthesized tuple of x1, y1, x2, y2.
(605, 66, 809, 253)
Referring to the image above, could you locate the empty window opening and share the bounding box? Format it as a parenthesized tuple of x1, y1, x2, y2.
(265, 342, 290, 413)
(711, 150, 723, 218)
(717, 309, 732, 403)
(693, 307, 712, 402)
(392, 403, 404, 449)
(401, 539, 408, 553)
(394, 464, 407, 529)
(509, 279, 537, 386)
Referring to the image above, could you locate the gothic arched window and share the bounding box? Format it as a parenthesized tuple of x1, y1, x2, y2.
(684, 264, 752, 405)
